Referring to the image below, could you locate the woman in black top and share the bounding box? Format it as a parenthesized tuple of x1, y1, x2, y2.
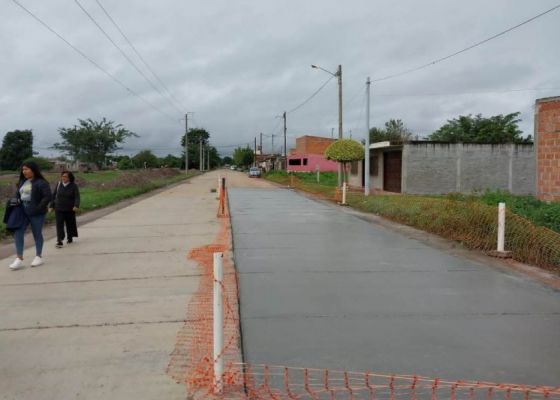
(9, 161, 52, 270)
(49, 171, 80, 248)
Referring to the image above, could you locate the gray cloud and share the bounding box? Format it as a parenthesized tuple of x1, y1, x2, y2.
(1, 0, 559, 156)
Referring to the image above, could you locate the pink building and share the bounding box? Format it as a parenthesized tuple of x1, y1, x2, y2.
(287, 153, 338, 172)
(287, 135, 338, 172)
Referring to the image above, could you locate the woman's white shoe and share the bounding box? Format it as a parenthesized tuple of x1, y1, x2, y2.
(31, 256, 43, 267)
(9, 258, 24, 270)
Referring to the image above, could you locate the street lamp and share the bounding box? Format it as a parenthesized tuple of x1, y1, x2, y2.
(311, 64, 343, 186)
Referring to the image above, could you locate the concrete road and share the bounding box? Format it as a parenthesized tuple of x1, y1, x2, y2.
(0, 173, 225, 400)
(229, 188, 560, 386)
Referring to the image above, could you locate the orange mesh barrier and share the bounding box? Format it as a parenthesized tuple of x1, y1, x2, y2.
(169, 179, 559, 399)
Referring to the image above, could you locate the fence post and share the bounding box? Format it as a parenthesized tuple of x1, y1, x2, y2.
(497, 202, 506, 252)
(213, 252, 224, 393)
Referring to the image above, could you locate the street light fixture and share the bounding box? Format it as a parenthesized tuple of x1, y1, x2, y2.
(311, 64, 343, 186)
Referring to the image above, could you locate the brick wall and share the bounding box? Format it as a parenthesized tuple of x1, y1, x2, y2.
(295, 136, 336, 155)
(535, 97, 560, 202)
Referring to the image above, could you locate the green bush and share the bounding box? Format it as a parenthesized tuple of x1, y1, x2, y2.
(23, 156, 53, 171)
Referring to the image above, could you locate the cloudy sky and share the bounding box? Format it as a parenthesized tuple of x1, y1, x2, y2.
(1, 0, 559, 157)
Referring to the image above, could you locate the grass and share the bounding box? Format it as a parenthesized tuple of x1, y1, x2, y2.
(265, 171, 338, 187)
(0, 169, 196, 239)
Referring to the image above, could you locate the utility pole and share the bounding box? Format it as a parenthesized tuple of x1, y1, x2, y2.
(283, 111, 287, 169)
(365, 77, 371, 196)
(207, 146, 210, 171)
(184, 113, 189, 174)
(254, 137, 257, 166)
(199, 139, 203, 172)
(259, 132, 263, 154)
(271, 134, 275, 155)
(331, 128, 334, 139)
(336, 64, 343, 187)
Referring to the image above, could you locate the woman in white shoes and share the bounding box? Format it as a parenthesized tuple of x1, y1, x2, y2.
(9, 161, 52, 271)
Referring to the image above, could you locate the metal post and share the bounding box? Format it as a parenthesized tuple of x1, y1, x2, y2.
(213, 252, 224, 393)
(497, 202, 506, 252)
(365, 77, 371, 196)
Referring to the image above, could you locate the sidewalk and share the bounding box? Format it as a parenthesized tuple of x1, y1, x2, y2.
(0, 172, 223, 400)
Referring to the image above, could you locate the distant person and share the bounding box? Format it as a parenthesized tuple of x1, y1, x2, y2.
(9, 161, 52, 270)
(49, 171, 80, 248)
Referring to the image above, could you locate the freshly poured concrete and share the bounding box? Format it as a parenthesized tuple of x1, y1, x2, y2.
(229, 188, 560, 387)
(0, 173, 225, 399)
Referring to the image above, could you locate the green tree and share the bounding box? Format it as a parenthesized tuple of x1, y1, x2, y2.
(181, 128, 209, 170)
(23, 156, 53, 171)
(0, 130, 34, 170)
(324, 139, 364, 184)
(54, 118, 138, 168)
(132, 150, 159, 169)
(233, 147, 254, 168)
(117, 156, 134, 170)
(428, 112, 531, 144)
(222, 156, 233, 165)
(370, 119, 413, 143)
(160, 154, 182, 168)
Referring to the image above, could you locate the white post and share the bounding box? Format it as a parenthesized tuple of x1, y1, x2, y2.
(213, 252, 224, 393)
(497, 202, 506, 252)
(316, 164, 320, 183)
(342, 182, 347, 205)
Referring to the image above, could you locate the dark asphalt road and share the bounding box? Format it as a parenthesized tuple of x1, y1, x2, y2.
(229, 188, 560, 386)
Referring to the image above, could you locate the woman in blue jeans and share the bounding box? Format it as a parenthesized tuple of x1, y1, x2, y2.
(9, 161, 52, 271)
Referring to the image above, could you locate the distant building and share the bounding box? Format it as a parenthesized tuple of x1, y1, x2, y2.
(287, 135, 338, 172)
(349, 141, 535, 195)
(535, 96, 560, 202)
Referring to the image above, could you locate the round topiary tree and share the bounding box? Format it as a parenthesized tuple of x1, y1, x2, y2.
(324, 139, 364, 185)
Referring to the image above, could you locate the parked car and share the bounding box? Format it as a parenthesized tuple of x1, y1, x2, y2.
(230, 165, 237, 171)
(248, 167, 261, 178)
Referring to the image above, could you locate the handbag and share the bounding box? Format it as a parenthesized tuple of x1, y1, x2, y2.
(6, 203, 26, 231)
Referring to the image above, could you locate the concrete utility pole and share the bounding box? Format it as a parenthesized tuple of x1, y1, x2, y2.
(199, 139, 203, 172)
(254, 137, 257, 166)
(207, 146, 210, 171)
(260, 132, 263, 154)
(283, 111, 287, 169)
(365, 77, 371, 196)
(271, 134, 275, 155)
(184, 113, 189, 174)
(337, 64, 343, 187)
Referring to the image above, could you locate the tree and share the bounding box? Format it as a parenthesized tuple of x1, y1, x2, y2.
(132, 150, 158, 169)
(222, 156, 233, 165)
(181, 128, 209, 170)
(53, 118, 138, 168)
(233, 147, 254, 168)
(428, 112, 531, 144)
(0, 130, 34, 170)
(324, 139, 364, 184)
(117, 156, 134, 170)
(23, 156, 53, 171)
(160, 154, 182, 168)
(370, 119, 413, 143)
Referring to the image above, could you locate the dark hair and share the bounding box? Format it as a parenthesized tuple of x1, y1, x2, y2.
(19, 161, 47, 183)
(61, 170, 75, 183)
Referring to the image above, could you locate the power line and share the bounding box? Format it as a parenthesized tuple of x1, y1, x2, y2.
(371, 3, 560, 83)
(73, 0, 183, 115)
(372, 87, 560, 98)
(286, 75, 335, 114)
(10, 0, 177, 122)
(93, 0, 187, 111)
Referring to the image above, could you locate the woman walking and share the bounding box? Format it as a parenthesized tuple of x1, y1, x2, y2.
(50, 171, 80, 248)
(9, 161, 52, 270)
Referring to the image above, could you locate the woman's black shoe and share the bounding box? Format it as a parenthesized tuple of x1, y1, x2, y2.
(67, 239, 73, 244)
(56, 241, 63, 248)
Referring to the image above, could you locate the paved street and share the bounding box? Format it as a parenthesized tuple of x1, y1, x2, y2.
(229, 187, 560, 386)
(0, 173, 226, 400)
